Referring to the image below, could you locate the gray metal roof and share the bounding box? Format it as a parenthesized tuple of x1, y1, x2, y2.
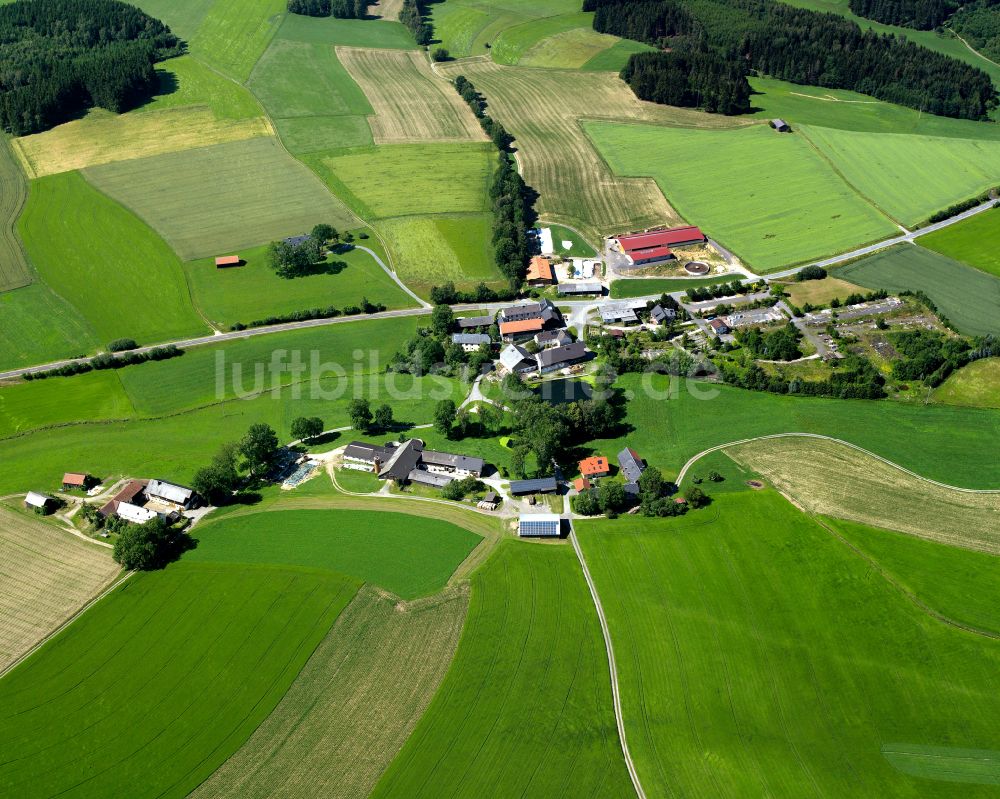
(601, 308, 638, 324)
(457, 315, 494, 328)
(557, 282, 603, 295)
(651, 304, 676, 323)
(617, 448, 645, 484)
(379, 438, 424, 480)
(536, 341, 588, 369)
(407, 469, 453, 487)
(343, 440, 394, 463)
(422, 450, 486, 474)
(499, 299, 560, 323)
(499, 343, 533, 372)
(147, 479, 194, 505)
(509, 476, 558, 494)
(24, 491, 54, 507)
(451, 333, 491, 346)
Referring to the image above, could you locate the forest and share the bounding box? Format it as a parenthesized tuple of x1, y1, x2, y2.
(848, 0, 954, 29)
(951, 0, 1000, 63)
(286, 0, 370, 19)
(620, 49, 750, 115)
(0, 0, 181, 135)
(587, 0, 997, 120)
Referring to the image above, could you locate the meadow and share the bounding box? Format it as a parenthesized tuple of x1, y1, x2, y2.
(584, 121, 898, 271)
(0, 561, 360, 799)
(725, 436, 1000, 552)
(835, 245, 1000, 336)
(194, 585, 468, 799)
(276, 12, 415, 49)
(0, 284, 97, 371)
(428, 0, 580, 58)
(183, 239, 414, 328)
(0, 506, 120, 674)
(0, 370, 133, 438)
(609, 274, 739, 298)
(800, 125, 1000, 226)
(580, 38, 656, 70)
(188, 0, 286, 82)
(489, 11, 601, 65)
(0, 137, 31, 290)
(576, 490, 1000, 797)
(779, 275, 866, 306)
(545, 223, 598, 257)
(932, 358, 1000, 409)
(83, 137, 358, 261)
(18, 171, 209, 345)
(920, 206, 1000, 279)
(371, 539, 634, 798)
(518, 27, 624, 69)
(187, 509, 481, 599)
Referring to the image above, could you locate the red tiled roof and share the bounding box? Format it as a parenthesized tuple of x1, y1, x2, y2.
(499, 318, 544, 335)
(215, 255, 241, 266)
(62, 472, 87, 486)
(98, 479, 147, 517)
(574, 477, 591, 491)
(579, 456, 609, 476)
(526, 256, 554, 282)
(618, 226, 705, 251)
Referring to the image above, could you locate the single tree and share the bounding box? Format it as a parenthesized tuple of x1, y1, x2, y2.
(573, 490, 600, 516)
(240, 423, 280, 477)
(431, 304, 455, 337)
(112, 517, 187, 571)
(311, 223, 336, 244)
(638, 465, 664, 501)
(434, 398, 457, 436)
(348, 398, 373, 431)
(598, 481, 627, 515)
(373, 403, 394, 432)
(291, 416, 324, 442)
(510, 444, 529, 479)
(685, 486, 710, 508)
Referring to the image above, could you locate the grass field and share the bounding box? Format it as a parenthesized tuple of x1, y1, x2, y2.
(581, 37, 657, 70)
(800, 125, 1000, 226)
(489, 11, 601, 66)
(130, 0, 218, 41)
(545, 223, 598, 257)
(584, 121, 897, 271)
(577, 489, 1000, 796)
(518, 26, 623, 69)
(187, 509, 481, 599)
(0, 561, 359, 798)
(83, 137, 358, 260)
(779, 275, 866, 306)
(0, 370, 133, 438)
(932, 358, 1000, 409)
(338, 48, 486, 144)
(0, 136, 31, 290)
(276, 12, 416, 49)
(190, 0, 286, 81)
(183, 239, 415, 327)
(371, 539, 633, 798)
(141, 56, 266, 119)
(725, 436, 1000, 552)
(0, 284, 98, 371)
(18, 171, 208, 345)
(609, 274, 739, 298)
(192, 585, 468, 799)
(835, 244, 1000, 336)
(920, 206, 1000, 279)
(0, 506, 120, 674)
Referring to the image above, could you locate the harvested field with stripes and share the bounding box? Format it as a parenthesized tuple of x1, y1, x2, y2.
(725, 436, 1000, 553)
(338, 48, 486, 144)
(0, 505, 120, 674)
(192, 585, 468, 799)
(0, 137, 31, 291)
(437, 61, 743, 239)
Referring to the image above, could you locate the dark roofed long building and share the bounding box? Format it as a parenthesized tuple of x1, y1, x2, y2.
(457, 315, 494, 329)
(377, 438, 425, 481)
(342, 439, 485, 482)
(509, 476, 558, 495)
(536, 341, 588, 374)
(618, 447, 646, 484)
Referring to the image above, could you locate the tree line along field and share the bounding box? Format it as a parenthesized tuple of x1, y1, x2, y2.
(0, 136, 31, 290)
(932, 358, 1000, 409)
(370, 539, 634, 798)
(0, 505, 120, 674)
(920, 207, 1000, 280)
(725, 436, 1000, 553)
(834, 245, 1000, 336)
(576, 489, 1000, 797)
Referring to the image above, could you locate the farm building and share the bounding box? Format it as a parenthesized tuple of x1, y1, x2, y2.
(526, 256, 555, 285)
(615, 226, 707, 268)
(451, 333, 491, 352)
(579, 456, 610, 479)
(518, 514, 561, 538)
(284, 234, 311, 247)
(509, 476, 558, 495)
(601, 300, 646, 325)
(62, 472, 91, 490)
(342, 441, 395, 472)
(146, 479, 197, 509)
(477, 491, 501, 510)
(618, 447, 646, 484)
(457, 314, 494, 330)
(499, 317, 544, 340)
(499, 343, 536, 375)
(214, 255, 241, 268)
(344, 439, 485, 484)
(499, 299, 561, 326)
(771, 118, 791, 133)
(651, 304, 677, 325)
(98, 479, 147, 518)
(116, 502, 159, 525)
(557, 282, 603, 296)
(573, 477, 592, 492)
(24, 492, 57, 514)
(724, 307, 786, 328)
(536, 342, 588, 374)
(629, 245, 674, 266)
(709, 317, 732, 335)
(535, 329, 572, 349)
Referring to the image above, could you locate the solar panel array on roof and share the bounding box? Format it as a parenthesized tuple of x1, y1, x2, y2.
(518, 514, 561, 537)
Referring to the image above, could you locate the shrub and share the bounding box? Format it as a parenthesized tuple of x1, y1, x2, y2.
(107, 338, 138, 352)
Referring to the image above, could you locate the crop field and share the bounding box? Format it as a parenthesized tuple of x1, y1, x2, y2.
(779, 275, 866, 306)
(835, 245, 1000, 336)
(0, 562, 359, 798)
(0, 506, 120, 674)
(371, 539, 633, 798)
(800, 125, 1000, 226)
(276, 13, 416, 49)
(83, 137, 358, 261)
(338, 48, 486, 144)
(920, 206, 1000, 279)
(518, 27, 623, 69)
(609, 274, 738, 298)
(193, 585, 468, 799)
(375, 0, 403, 20)
(18, 171, 208, 345)
(584, 121, 898, 271)
(0, 137, 31, 290)
(187, 509, 481, 599)
(247, 39, 373, 154)
(725, 436, 1000, 552)
(310, 143, 495, 218)
(189, 0, 286, 82)
(183, 240, 414, 327)
(576, 490, 1000, 797)
(933, 358, 1000, 409)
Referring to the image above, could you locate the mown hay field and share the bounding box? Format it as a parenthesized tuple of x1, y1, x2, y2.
(439, 62, 743, 240)
(428, 0, 581, 58)
(584, 121, 897, 271)
(518, 26, 622, 69)
(577, 490, 1000, 797)
(371, 539, 634, 798)
(338, 48, 486, 144)
(489, 11, 600, 65)
(83, 137, 358, 261)
(920, 206, 1000, 279)
(0, 506, 119, 674)
(193, 585, 468, 799)
(835, 245, 1000, 336)
(725, 436, 1000, 553)
(0, 284, 98, 371)
(932, 358, 1000, 410)
(18, 171, 208, 345)
(779, 275, 866, 306)
(0, 562, 359, 799)
(189, 0, 286, 82)
(800, 125, 1000, 227)
(0, 136, 31, 290)
(581, 37, 656, 70)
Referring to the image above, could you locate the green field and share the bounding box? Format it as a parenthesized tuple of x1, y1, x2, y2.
(584, 121, 897, 271)
(920, 206, 1000, 279)
(0, 561, 359, 798)
(545, 223, 598, 257)
(580, 37, 657, 70)
(0, 284, 98, 371)
(0, 136, 31, 290)
(517, 26, 625, 69)
(0, 369, 133, 438)
(489, 11, 599, 65)
(83, 137, 358, 261)
(183, 239, 414, 327)
(191, 0, 286, 81)
(609, 274, 739, 298)
(577, 490, 1000, 796)
(276, 12, 415, 48)
(371, 539, 633, 798)
(188, 509, 480, 599)
(835, 245, 1000, 336)
(800, 125, 1000, 226)
(932, 358, 1000, 409)
(141, 55, 265, 120)
(18, 171, 208, 345)
(130, 0, 218, 41)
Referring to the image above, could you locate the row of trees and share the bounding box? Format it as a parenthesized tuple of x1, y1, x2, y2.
(400, 0, 431, 44)
(429, 281, 517, 305)
(848, 0, 955, 29)
(287, 0, 369, 17)
(685, 279, 758, 302)
(719, 355, 888, 398)
(0, 0, 182, 134)
(24, 344, 183, 380)
(231, 297, 386, 331)
(619, 48, 751, 115)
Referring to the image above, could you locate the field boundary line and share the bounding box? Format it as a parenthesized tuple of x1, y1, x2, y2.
(569, 530, 647, 799)
(0, 569, 132, 681)
(676, 432, 1000, 493)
